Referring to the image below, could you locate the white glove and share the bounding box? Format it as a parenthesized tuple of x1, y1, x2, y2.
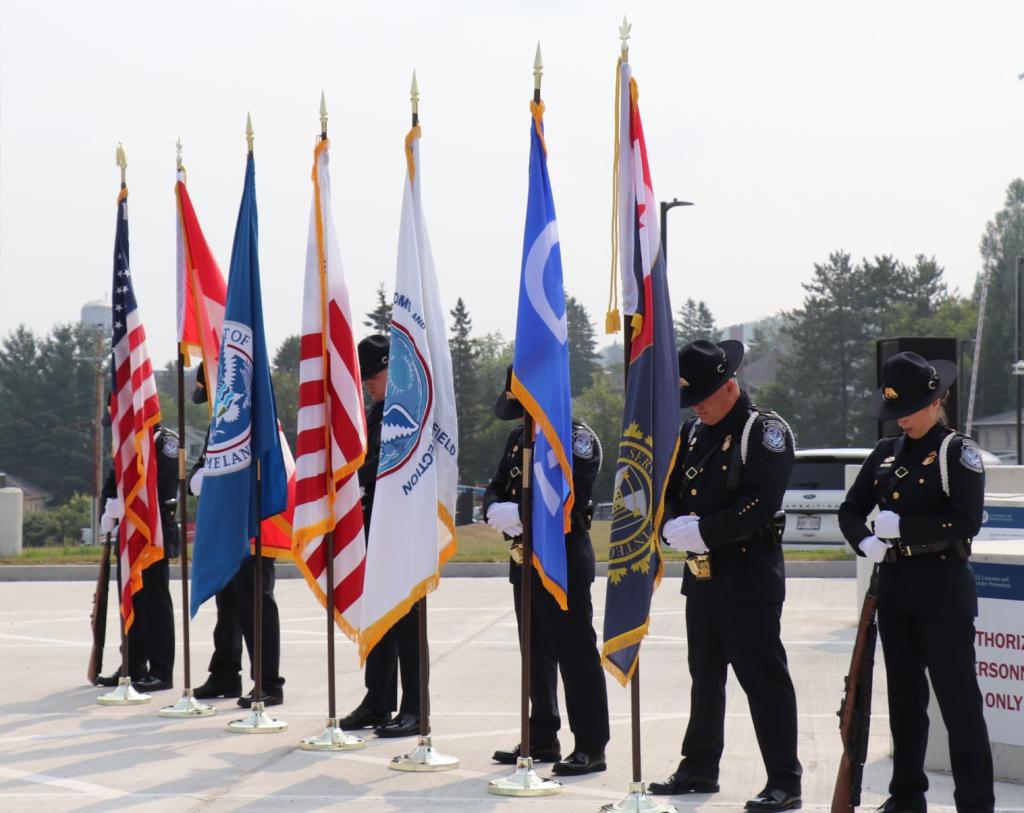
(662, 515, 699, 547)
(487, 502, 521, 535)
(677, 520, 710, 554)
(100, 511, 116, 534)
(505, 522, 524, 538)
(858, 534, 891, 563)
(189, 469, 204, 496)
(100, 497, 122, 533)
(874, 510, 901, 539)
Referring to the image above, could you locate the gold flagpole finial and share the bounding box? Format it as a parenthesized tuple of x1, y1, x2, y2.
(319, 91, 328, 139)
(410, 69, 420, 126)
(245, 112, 254, 153)
(619, 16, 631, 60)
(533, 41, 543, 95)
(116, 142, 127, 187)
(176, 137, 183, 172)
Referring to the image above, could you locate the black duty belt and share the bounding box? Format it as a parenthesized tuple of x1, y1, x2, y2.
(884, 539, 967, 561)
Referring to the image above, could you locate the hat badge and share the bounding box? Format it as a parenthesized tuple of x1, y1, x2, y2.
(883, 387, 899, 402)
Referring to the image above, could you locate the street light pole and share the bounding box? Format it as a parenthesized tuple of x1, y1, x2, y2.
(659, 198, 694, 264)
(1016, 256, 1023, 463)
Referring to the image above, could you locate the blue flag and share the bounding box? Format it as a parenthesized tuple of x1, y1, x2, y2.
(601, 62, 681, 685)
(511, 104, 574, 610)
(190, 154, 287, 617)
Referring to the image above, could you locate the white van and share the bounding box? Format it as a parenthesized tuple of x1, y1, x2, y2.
(783, 448, 871, 547)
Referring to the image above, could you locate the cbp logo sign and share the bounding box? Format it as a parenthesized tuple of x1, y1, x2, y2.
(378, 322, 433, 479)
(205, 320, 254, 476)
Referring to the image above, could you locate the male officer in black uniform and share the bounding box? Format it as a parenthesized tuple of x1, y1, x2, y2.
(97, 421, 179, 692)
(485, 365, 610, 776)
(839, 351, 994, 813)
(339, 335, 422, 738)
(649, 339, 802, 811)
(187, 362, 286, 706)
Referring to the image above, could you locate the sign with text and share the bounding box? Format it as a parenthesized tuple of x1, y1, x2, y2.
(973, 562, 1024, 746)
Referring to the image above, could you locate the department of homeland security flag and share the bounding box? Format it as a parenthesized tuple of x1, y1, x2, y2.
(176, 166, 297, 560)
(110, 186, 164, 633)
(601, 59, 680, 685)
(510, 100, 574, 611)
(190, 153, 288, 616)
(293, 136, 368, 640)
(359, 123, 459, 662)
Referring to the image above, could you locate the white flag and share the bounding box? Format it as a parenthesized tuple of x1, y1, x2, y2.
(359, 125, 458, 661)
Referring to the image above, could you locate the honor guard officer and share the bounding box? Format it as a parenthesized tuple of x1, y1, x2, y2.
(650, 340, 802, 811)
(97, 420, 179, 692)
(484, 365, 610, 776)
(839, 352, 994, 813)
(188, 362, 287, 706)
(339, 335, 422, 738)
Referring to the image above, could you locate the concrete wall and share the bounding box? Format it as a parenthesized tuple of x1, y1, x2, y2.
(0, 487, 24, 556)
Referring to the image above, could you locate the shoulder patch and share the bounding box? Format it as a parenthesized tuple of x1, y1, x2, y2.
(959, 438, 984, 473)
(572, 426, 596, 460)
(161, 434, 179, 458)
(762, 419, 787, 453)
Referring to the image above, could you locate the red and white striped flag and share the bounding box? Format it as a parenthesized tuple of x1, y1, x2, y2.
(293, 137, 368, 639)
(110, 186, 164, 632)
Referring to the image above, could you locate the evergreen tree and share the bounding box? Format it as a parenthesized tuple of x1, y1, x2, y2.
(565, 295, 600, 397)
(270, 335, 301, 450)
(364, 283, 393, 333)
(448, 298, 478, 483)
(573, 369, 626, 504)
(675, 298, 719, 346)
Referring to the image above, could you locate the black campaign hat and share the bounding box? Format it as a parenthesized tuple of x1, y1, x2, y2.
(191, 361, 208, 405)
(678, 339, 745, 407)
(868, 351, 957, 421)
(357, 335, 390, 381)
(494, 364, 525, 421)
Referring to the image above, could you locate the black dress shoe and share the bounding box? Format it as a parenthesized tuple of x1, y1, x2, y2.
(374, 712, 420, 738)
(648, 769, 720, 796)
(552, 750, 607, 776)
(744, 787, 802, 812)
(237, 688, 283, 708)
(492, 740, 561, 764)
(877, 797, 927, 813)
(193, 676, 242, 699)
(133, 675, 173, 692)
(339, 704, 391, 730)
(95, 671, 121, 688)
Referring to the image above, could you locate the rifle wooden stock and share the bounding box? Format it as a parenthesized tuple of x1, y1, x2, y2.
(86, 532, 114, 685)
(832, 565, 880, 813)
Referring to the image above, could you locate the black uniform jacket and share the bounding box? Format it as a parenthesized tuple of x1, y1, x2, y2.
(483, 421, 601, 587)
(665, 392, 794, 606)
(838, 424, 983, 617)
(358, 400, 385, 528)
(103, 425, 180, 557)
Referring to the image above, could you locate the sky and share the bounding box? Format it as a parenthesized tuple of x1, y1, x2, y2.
(2, 0, 1024, 370)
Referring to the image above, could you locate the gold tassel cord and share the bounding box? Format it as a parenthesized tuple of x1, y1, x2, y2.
(606, 56, 623, 335)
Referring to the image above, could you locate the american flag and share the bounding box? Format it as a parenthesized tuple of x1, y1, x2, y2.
(110, 187, 164, 633)
(292, 138, 367, 639)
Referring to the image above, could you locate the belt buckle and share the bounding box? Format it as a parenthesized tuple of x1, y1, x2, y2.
(685, 467, 699, 480)
(686, 554, 712, 580)
(899, 542, 911, 557)
(509, 542, 524, 565)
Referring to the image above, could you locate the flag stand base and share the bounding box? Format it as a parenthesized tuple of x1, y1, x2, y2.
(158, 689, 216, 718)
(299, 718, 365, 751)
(227, 701, 288, 734)
(97, 677, 151, 706)
(601, 782, 678, 813)
(390, 735, 459, 772)
(487, 756, 562, 796)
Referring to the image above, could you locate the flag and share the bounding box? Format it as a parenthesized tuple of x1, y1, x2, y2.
(358, 123, 458, 661)
(292, 137, 368, 639)
(176, 168, 296, 561)
(110, 186, 164, 632)
(510, 100, 574, 611)
(601, 59, 681, 685)
(190, 153, 288, 616)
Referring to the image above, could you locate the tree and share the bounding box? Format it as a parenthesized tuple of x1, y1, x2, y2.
(573, 370, 626, 505)
(565, 295, 600, 397)
(271, 335, 301, 450)
(364, 283, 393, 333)
(448, 298, 478, 484)
(974, 180, 1024, 418)
(675, 298, 718, 347)
(459, 332, 515, 486)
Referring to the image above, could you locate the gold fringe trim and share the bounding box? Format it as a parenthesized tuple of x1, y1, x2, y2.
(601, 615, 651, 687)
(531, 551, 568, 612)
(291, 535, 361, 643)
(405, 125, 422, 182)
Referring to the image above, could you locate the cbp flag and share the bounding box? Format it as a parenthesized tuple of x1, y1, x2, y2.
(191, 153, 287, 616)
(511, 101, 574, 611)
(601, 60, 681, 685)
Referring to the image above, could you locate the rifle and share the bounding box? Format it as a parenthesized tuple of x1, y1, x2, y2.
(831, 564, 880, 813)
(86, 530, 114, 685)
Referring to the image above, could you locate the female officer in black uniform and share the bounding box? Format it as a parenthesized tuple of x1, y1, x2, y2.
(838, 351, 994, 813)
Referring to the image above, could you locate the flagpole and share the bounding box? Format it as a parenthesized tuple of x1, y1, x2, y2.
(299, 93, 363, 752)
(161, 141, 215, 718)
(98, 144, 150, 707)
(227, 114, 286, 734)
(488, 44, 561, 797)
(602, 19, 677, 813)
